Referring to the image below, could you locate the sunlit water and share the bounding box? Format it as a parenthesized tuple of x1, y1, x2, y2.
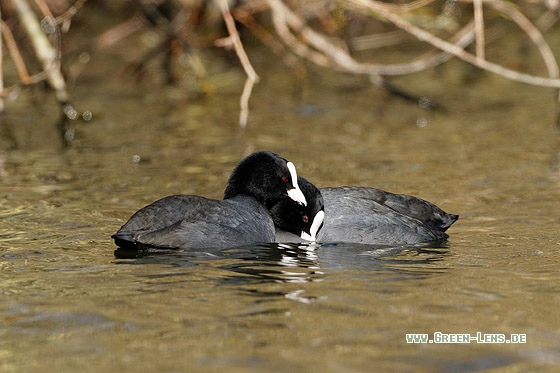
(1, 10, 560, 372)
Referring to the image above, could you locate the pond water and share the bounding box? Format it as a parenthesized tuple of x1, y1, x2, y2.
(1, 7, 560, 372)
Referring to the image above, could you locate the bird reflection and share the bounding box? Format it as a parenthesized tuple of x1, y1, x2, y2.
(217, 242, 323, 284)
(114, 241, 450, 285)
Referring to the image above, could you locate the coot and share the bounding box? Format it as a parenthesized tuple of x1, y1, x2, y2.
(275, 177, 458, 245)
(271, 178, 325, 243)
(112, 151, 315, 250)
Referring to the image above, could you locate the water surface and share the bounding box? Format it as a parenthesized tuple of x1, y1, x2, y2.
(1, 10, 560, 372)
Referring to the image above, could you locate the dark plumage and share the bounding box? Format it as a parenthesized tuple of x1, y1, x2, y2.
(274, 177, 458, 245)
(318, 186, 458, 245)
(271, 178, 324, 243)
(112, 151, 313, 250)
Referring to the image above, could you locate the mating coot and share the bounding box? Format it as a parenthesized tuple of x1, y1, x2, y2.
(275, 177, 457, 245)
(112, 151, 317, 250)
(271, 179, 325, 243)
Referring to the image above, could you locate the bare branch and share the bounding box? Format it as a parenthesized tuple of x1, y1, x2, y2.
(9, 0, 69, 102)
(217, 0, 259, 128)
(349, 0, 560, 88)
(473, 0, 485, 61)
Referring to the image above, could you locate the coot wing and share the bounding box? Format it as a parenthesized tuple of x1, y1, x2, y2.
(322, 187, 457, 230)
(319, 187, 455, 245)
(113, 195, 275, 250)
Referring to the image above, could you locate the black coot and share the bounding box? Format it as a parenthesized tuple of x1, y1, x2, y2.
(275, 177, 458, 245)
(271, 178, 325, 243)
(112, 151, 313, 250)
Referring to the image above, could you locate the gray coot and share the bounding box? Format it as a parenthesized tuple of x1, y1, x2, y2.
(112, 151, 318, 250)
(275, 177, 458, 245)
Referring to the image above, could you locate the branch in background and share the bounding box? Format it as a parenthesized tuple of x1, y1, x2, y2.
(247, 0, 559, 125)
(216, 0, 259, 128)
(473, 0, 485, 61)
(9, 0, 68, 103)
(0, 0, 87, 113)
(1, 0, 559, 128)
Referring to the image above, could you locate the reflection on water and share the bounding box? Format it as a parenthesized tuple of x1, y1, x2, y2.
(114, 241, 450, 285)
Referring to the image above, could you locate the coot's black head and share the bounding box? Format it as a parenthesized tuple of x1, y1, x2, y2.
(223, 151, 307, 208)
(269, 176, 325, 241)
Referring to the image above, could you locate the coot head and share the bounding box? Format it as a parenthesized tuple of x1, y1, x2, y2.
(270, 176, 325, 241)
(223, 151, 307, 207)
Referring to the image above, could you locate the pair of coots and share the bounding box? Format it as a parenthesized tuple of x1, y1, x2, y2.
(112, 151, 457, 250)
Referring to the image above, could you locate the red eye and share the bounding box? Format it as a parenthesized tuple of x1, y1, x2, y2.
(302, 215, 309, 223)
(281, 176, 289, 183)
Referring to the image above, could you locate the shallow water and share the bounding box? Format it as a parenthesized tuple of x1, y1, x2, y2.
(1, 7, 560, 372)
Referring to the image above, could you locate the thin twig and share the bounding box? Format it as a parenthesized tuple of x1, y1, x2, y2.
(366, 21, 476, 76)
(217, 0, 259, 127)
(10, 0, 69, 102)
(0, 19, 58, 93)
(263, 0, 559, 123)
(233, 7, 300, 68)
(480, 0, 559, 78)
(473, 0, 485, 61)
(349, 0, 560, 88)
(266, 0, 560, 86)
(267, 0, 467, 76)
(53, 0, 88, 24)
(93, 15, 145, 50)
(352, 0, 437, 13)
(0, 19, 32, 83)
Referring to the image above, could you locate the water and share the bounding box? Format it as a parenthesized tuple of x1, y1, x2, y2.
(1, 10, 560, 372)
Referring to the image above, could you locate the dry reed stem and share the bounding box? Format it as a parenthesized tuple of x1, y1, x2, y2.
(217, 0, 259, 128)
(0, 0, 85, 110)
(266, 0, 558, 86)
(1, 0, 558, 126)
(251, 0, 559, 125)
(233, 7, 299, 68)
(0, 16, 60, 107)
(7, 0, 68, 102)
(93, 15, 145, 50)
(482, 0, 558, 78)
(0, 20, 32, 85)
(473, 0, 485, 61)
(352, 0, 560, 87)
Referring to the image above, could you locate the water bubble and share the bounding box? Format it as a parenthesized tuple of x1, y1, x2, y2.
(8, 89, 20, 101)
(41, 17, 57, 34)
(64, 128, 75, 142)
(132, 155, 141, 164)
(419, 97, 433, 109)
(82, 111, 93, 121)
(416, 117, 428, 128)
(79, 52, 90, 64)
(178, 53, 192, 68)
(183, 72, 197, 86)
(63, 104, 78, 120)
